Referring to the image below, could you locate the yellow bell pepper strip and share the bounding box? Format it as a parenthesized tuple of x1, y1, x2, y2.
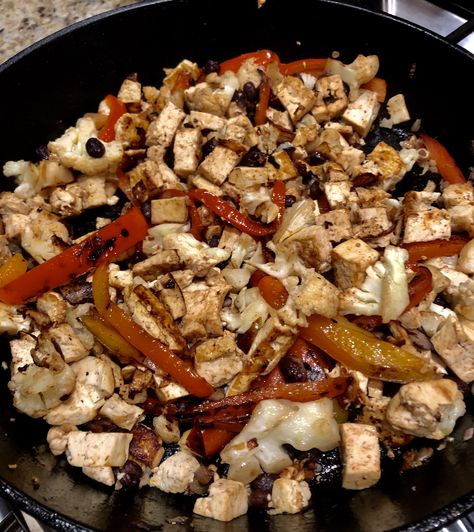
(401, 235, 469, 263)
(92, 263, 214, 398)
(219, 49, 281, 74)
(0, 207, 148, 306)
(98, 95, 127, 142)
(300, 314, 439, 383)
(420, 132, 466, 184)
(0, 254, 28, 288)
(80, 312, 144, 364)
(190, 181, 286, 237)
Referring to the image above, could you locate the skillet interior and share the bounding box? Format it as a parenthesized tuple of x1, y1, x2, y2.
(0, 0, 474, 530)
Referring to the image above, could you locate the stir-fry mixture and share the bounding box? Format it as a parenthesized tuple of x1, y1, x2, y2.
(1, 50, 473, 522)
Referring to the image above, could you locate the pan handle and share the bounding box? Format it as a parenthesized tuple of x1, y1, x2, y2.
(445, 18, 474, 45)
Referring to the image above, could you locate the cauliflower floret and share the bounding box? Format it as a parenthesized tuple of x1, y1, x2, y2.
(221, 286, 269, 334)
(48, 116, 123, 175)
(268, 479, 311, 515)
(325, 54, 379, 101)
(0, 302, 31, 335)
(148, 451, 200, 493)
(99, 393, 144, 430)
(221, 399, 339, 482)
(458, 238, 474, 274)
(47, 424, 77, 456)
(272, 199, 317, 244)
(3, 159, 74, 199)
(184, 71, 239, 116)
(339, 246, 409, 323)
(386, 379, 465, 439)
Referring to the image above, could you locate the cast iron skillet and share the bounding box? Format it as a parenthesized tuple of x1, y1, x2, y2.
(0, 0, 473, 530)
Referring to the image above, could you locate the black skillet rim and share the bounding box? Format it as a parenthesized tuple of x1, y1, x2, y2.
(0, 0, 473, 530)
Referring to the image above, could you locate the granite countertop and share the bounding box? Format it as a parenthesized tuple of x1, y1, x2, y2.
(0, 0, 141, 65)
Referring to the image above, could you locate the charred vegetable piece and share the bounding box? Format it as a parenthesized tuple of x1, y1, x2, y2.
(0, 207, 148, 305)
(92, 263, 214, 398)
(401, 235, 470, 262)
(98, 95, 127, 142)
(300, 315, 438, 382)
(420, 133, 466, 184)
(219, 49, 280, 74)
(0, 254, 27, 288)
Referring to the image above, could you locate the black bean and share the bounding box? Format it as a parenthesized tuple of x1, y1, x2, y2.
(118, 460, 142, 489)
(35, 145, 50, 160)
(203, 59, 220, 74)
(279, 355, 307, 382)
(86, 137, 105, 158)
(284, 194, 297, 208)
(208, 234, 220, 247)
(250, 473, 278, 492)
(307, 151, 326, 165)
(240, 147, 266, 167)
(140, 202, 152, 223)
(202, 137, 218, 157)
(165, 279, 175, 289)
(243, 82, 258, 102)
(309, 179, 323, 199)
(248, 489, 270, 509)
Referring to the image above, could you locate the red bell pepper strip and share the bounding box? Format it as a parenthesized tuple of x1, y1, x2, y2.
(98, 95, 127, 142)
(420, 133, 466, 184)
(92, 263, 213, 398)
(201, 428, 237, 457)
(280, 58, 327, 76)
(361, 77, 387, 102)
(188, 377, 349, 415)
(0, 207, 148, 306)
(255, 75, 271, 126)
(401, 235, 469, 262)
(190, 181, 285, 237)
(219, 49, 280, 74)
(0, 254, 27, 289)
(257, 275, 288, 309)
(271, 180, 286, 222)
(406, 265, 433, 311)
(300, 314, 438, 383)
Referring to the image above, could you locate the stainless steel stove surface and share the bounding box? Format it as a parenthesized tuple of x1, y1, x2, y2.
(0, 1, 473, 531)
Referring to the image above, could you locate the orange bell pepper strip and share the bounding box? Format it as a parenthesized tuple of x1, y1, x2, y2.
(98, 95, 127, 142)
(401, 235, 469, 263)
(0, 207, 148, 306)
(188, 377, 349, 415)
(257, 275, 288, 309)
(0, 254, 28, 289)
(300, 314, 439, 383)
(255, 75, 271, 126)
(190, 181, 286, 237)
(80, 312, 144, 364)
(360, 77, 387, 102)
(219, 49, 280, 74)
(420, 133, 466, 184)
(280, 58, 327, 76)
(201, 428, 237, 457)
(92, 263, 213, 398)
(406, 265, 433, 311)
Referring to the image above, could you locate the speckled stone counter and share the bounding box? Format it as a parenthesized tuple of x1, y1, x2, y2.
(0, 0, 141, 65)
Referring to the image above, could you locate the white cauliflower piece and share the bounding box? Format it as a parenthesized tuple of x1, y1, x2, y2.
(272, 199, 317, 244)
(3, 159, 73, 199)
(148, 451, 200, 493)
(269, 479, 311, 515)
(221, 286, 269, 334)
(458, 238, 474, 274)
(240, 187, 279, 224)
(325, 54, 379, 101)
(48, 116, 123, 175)
(339, 246, 409, 323)
(221, 399, 339, 478)
(0, 302, 31, 335)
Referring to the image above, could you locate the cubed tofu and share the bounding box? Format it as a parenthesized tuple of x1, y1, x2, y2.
(449, 205, 474, 237)
(191, 175, 224, 196)
(268, 479, 311, 515)
(431, 316, 474, 382)
(193, 479, 248, 522)
(146, 101, 185, 148)
(66, 431, 132, 467)
(323, 181, 352, 209)
(332, 239, 380, 290)
(354, 207, 392, 239)
(280, 225, 332, 272)
(82, 466, 115, 486)
(367, 141, 406, 191)
(151, 196, 189, 225)
(198, 146, 241, 185)
(187, 111, 227, 131)
(312, 74, 348, 123)
(194, 331, 244, 387)
(291, 271, 340, 318)
(386, 379, 465, 439)
(442, 183, 474, 208)
(117, 78, 142, 105)
(48, 323, 89, 363)
(99, 393, 144, 430)
(315, 209, 352, 242)
(386, 94, 410, 124)
(132, 250, 181, 280)
(36, 292, 67, 324)
(403, 209, 451, 243)
(266, 107, 294, 131)
(149, 451, 200, 493)
(173, 127, 201, 176)
(275, 76, 317, 123)
(154, 378, 190, 403)
(340, 423, 381, 490)
(228, 166, 275, 190)
(342, 90, 380, 137)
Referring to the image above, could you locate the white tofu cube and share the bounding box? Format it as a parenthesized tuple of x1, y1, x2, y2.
(342, 89, 380, 137)
(198, 146, 241, 185)
(151, 196, 188, 225)
(332, 238, 380, 290)
(173, 127, 201, 176)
